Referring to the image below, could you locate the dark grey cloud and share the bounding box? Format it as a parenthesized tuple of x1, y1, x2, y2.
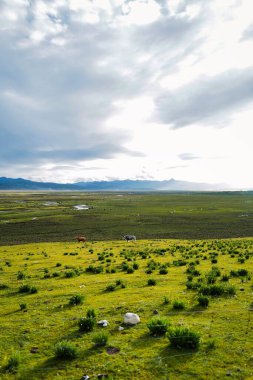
(155, 67, 253, 128)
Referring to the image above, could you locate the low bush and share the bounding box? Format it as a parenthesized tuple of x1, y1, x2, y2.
(19, 284, 31, 293)
(78, 317, 95, 332)
(147, 317, 170, 335)
(19, 303, 27, 310)
(147, 279, 156, 286)
(5, 352, 20, 373)
(30, 286, 38, 294)
(172, 300, 185, 310)
(105, 283, 116, 292)
(0, 284, 8, 290)
(17, 271, 26, 280)
(64, 270, 76, 278)
(86, 308, 96, 319)
(167, 327, 200, 349)
(55, 341, 77, 360)
(221, 274, 230, 282)
(199, 284, 236, 296)
(69, 294, 84, 306)
(159, 268, 168, 275)
(92, 332, 109, 347)
(197, 296, 209, 307)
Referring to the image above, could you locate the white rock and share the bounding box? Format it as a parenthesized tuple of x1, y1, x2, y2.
(97, 320, 109, 327)
(124, 313, 140, 325)
(118, 326, 124, 331)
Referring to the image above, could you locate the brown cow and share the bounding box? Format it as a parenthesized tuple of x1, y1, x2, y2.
(75, 235, 87, 243)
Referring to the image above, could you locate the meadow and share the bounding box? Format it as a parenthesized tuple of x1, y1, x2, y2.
(1, 238, 253, 379)
(1, 192, 253, 379)
(0, 191, 253, 245)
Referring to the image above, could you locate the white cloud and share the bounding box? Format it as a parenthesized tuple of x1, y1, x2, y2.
(1, 0, 253, 188)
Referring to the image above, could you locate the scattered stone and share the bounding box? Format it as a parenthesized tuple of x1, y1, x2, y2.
(97, 374, 109, 379)
(118, 326, 124, 331)
(124, 312, 140, 325)
(106, 346, 120, 355)
(97, 320, 109, 327)
(81, 376, 90, 380)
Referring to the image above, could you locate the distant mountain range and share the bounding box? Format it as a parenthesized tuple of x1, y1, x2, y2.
(0, 177, 231, 191)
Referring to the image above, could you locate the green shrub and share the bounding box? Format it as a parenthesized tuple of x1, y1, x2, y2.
(159, 268, 168, 275)
(18, 285, 31, 293)
(78, 317, 95, 332)
(5, 352, 20, 373)
(197, 296, 209, 307)
(30, 286, 38, 294)
(167, 327, 200, 349)
(55, 341, 77, 360)
(19, 303, 27, 311)
(86, 308, 96, 319)
(105, 283, 116, 292)
(237, 269, 248, 276)
(64, 270, 76, 278)
(69, 294, 84, 306)
(17, 271, 26, 280)
(92, 332, 109, 347)
(221, 274, 230, 282)
(0, 284, 8, 290)
(127, 267, 134, 274)
(147, 279, 156, 286)
(172, 300, 185, 310)
(206, 339, 216, 350)
(163, 296, 170, 305)
(199, 284, 236, 296)
(147, 317, 170, 335)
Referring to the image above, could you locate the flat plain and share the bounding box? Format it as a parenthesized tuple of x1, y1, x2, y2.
(0, 191, 253, 245)
(1, 192, 253, 379)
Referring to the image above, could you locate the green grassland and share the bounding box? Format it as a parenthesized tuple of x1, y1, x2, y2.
(0, 191, 253, 245)
(1, 238, 253, 379)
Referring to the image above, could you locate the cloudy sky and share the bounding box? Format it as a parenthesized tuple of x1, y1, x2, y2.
(1, 0, 253, 188)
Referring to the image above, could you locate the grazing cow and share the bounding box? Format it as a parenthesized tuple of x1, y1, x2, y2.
(123, 235, 136, 242)
(75, 235, 87, 243)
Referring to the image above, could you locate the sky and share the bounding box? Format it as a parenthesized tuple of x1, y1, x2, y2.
(1, 0, 253, 188)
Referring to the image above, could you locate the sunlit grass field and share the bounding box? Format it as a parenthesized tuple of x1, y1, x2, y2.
(1, 238, 253, 379)
(0, 191, 253, 245)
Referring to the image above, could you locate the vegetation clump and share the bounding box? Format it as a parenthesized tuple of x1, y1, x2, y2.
(78, 309, 97, 332)
(172, 300, 185, 310)
(55, 341, 77, 360)
(92, 332, 109, 347)
(147, 317, 170, 335)
(18, 285, 38, 294)
(197, 295, 209, 307)
(167, 327, 200, 349)
(5, 352, 20, 373)
(199, 284, 236, 296)
(69, 294, 84, 306)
